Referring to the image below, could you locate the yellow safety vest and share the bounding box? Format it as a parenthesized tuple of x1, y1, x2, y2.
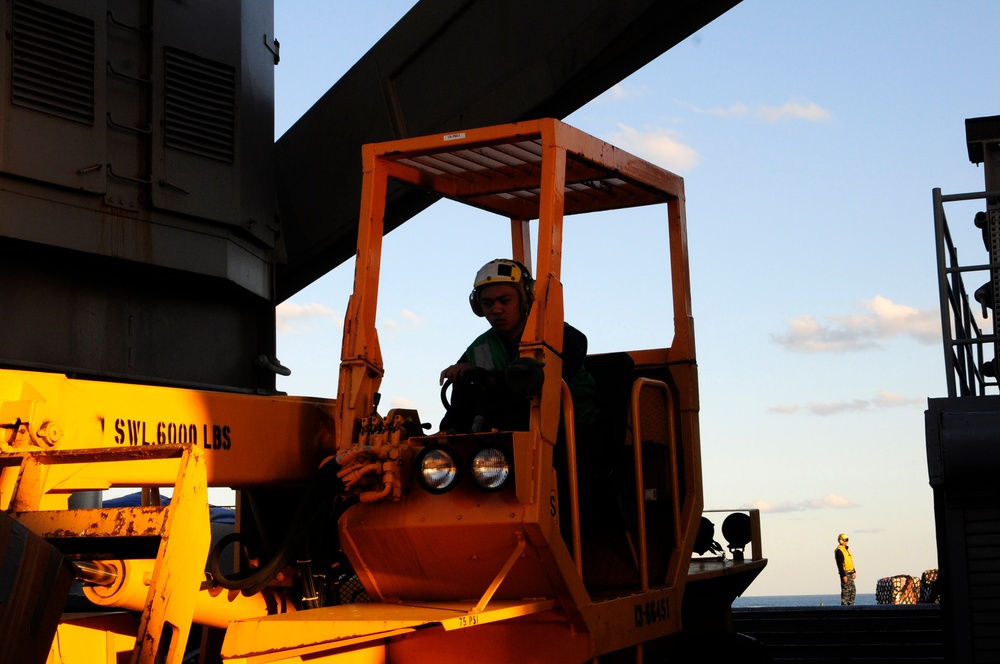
(836, 544, 855, 574)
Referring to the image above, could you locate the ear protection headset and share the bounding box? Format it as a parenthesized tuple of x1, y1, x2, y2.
(469, 259, 535, 318)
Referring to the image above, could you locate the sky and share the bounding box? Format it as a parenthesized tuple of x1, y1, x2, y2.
(269, 1, 1000, 597)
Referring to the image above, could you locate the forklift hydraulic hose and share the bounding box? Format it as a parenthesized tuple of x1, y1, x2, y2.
(208, 459, 357, 596)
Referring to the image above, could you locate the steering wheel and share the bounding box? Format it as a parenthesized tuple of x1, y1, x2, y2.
(440, 379, 455, 412)
(440, 367, 494, 412)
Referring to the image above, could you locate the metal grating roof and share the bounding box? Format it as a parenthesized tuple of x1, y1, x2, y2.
(383, 130, 678, 221)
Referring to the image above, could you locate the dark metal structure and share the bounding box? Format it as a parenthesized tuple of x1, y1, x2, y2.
(0, 0, 739, 393)
(0, 0, 278, 391)
(927, 114, 1000, 663)
(273, 0, 743, 300)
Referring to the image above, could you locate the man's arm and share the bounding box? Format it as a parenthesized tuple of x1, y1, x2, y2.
(562, 324, 588, 379)
(440, 362, 477, 385)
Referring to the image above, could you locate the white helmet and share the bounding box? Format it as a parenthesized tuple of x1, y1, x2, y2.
(469, 259, 534, 318)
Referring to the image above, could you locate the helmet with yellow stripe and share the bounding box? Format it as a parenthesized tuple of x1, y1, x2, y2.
(469, 259, 534, 318)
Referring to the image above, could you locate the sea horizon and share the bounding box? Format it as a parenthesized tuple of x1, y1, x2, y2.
(733, 593, 878, 608)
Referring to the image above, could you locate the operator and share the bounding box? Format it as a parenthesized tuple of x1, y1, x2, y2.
(835, 532, 857, 605)
(438, 258, 598, 440)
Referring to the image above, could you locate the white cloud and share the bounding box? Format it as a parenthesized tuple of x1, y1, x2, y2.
(757, 100, 832, 122)
(746, 493, 858, 514)
(390, 396, 418, 409)
(871, 390, 923, 408)
(400, 310, 425, 327)
(276, 301, 340, 333)
(769, 390, 924, 416)
(593, 82, 644, 103)
(607, 83, 635, 100)
(772, 295, 939, 353)
(691, 99, 832, 123)
(864, 295, 939, 342)
(606, 123, 699, 172)
(697, 101, 750, 118)
(378, 309, 426, 338)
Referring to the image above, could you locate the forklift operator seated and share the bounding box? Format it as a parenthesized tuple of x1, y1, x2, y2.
(438, 259, 599, 446)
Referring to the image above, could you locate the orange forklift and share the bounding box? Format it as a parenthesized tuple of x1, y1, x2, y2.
(0, 119, 765, 663)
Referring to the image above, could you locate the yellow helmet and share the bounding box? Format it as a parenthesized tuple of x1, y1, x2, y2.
(469, 259, 534, 317)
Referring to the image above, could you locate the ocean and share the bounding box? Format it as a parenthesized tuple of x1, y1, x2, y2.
(732, 593, 878, 608)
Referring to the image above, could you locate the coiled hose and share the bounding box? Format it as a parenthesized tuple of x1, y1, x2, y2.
(208, 459, 358, 597)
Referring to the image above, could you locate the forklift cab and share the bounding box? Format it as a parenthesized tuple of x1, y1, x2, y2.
(331, 119, 722, 656)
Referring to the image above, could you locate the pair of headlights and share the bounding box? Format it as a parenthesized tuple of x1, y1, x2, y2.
(416, 445, 510, 493)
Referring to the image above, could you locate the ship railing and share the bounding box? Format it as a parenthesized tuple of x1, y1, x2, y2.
(932, 187, 1000, 397)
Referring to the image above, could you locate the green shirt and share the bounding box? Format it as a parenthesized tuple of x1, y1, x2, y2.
(462, 324, 598, 428)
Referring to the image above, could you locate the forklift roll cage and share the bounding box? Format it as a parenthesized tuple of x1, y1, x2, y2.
(332, 119, 725, 658)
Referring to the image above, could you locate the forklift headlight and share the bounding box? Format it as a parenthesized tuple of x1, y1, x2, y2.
(417, 447, 460, 493)
(470, 447, 510, 490)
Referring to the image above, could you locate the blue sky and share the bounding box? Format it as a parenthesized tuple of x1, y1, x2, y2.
(272, 1, 1000, 596)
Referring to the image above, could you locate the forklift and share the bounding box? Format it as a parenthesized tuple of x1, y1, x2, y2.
(1, 119, 765, 663)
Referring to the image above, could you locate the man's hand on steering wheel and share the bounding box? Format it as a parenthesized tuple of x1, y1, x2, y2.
(439, 362, 478, 386)
(439, 364, 496, 411)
